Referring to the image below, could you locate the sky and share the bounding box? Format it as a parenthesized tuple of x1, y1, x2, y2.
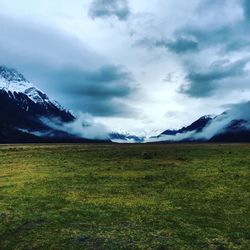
(1, 0, 250, 137)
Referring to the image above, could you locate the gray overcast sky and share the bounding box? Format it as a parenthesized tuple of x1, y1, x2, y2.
(1, 0, 250, 136)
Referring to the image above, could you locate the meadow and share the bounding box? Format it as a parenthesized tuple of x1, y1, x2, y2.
(0, 143, 249, 249)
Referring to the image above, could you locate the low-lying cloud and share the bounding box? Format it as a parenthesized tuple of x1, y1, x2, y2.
(149, 101, 250, 142)
(42, 113, 111, 140)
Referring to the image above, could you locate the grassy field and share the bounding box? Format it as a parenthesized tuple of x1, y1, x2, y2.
(0, 144, 249, 250)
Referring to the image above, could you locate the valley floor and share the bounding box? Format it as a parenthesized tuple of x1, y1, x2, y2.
(0, 144, 249, 249)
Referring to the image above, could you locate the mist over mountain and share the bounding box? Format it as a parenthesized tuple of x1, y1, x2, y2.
(149, 102, 250, 143)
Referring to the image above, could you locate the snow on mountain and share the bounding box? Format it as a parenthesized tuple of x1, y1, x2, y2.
(0, 65, 66, 111)
(0, 65, 75, 140)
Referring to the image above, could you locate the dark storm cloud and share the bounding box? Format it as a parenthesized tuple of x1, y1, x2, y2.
(136, 36, 199, 54)
(175, 24, 250, 54)
(174, 10, 250, 98)
(0, 15, 102, 77)
(138, 20, 249, 56)
(176, 27, 229, 49)
(54, 65, 134, 98)
(0, 14, 136, 117)
(155, 37, 199, 54)
(68, 96, 136, 117)
(89, 0, 130, 21)
(47, 65, 137, 116)
(181, 59, 249, 97)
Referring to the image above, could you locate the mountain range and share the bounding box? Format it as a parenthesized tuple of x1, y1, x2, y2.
(152, 106, 250, 142)
(1, 65, 250, 143)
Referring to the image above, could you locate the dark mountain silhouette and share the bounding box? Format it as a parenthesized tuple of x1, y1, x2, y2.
(161, 116, 213, 136)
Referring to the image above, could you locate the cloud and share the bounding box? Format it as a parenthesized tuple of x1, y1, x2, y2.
(45, 65, 137, 116)
(181, 58, 249, 97)
(241, 0, 250, 19)
(0, 14, 137, 117)
(43, 113, 111, 140)
(146, 131, 195, 143)
(138, 36, 199, 54)
(54, 65, 134, 98)
(89, 0, 130, 21)
(135, 0, 250, 100)
(161, 37, 199, 54)
(0, 15, 102, 69)
(74, 99, 136, 117)
(175, 23, 250, 54)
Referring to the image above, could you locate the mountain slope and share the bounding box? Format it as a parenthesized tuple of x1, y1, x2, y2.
(161, 115, 213, 136)
(153, 102, 250, 142)
(0, 66, 74, 131)
(0, 66, 91, 142)
(210, 118, 250, 142)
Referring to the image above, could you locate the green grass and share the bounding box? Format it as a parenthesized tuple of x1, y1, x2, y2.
(0, 144, 249, 250)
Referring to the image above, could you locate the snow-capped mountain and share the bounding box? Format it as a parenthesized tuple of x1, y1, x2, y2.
(0, 66, 80, 142)
(0, 65, 74, 122)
